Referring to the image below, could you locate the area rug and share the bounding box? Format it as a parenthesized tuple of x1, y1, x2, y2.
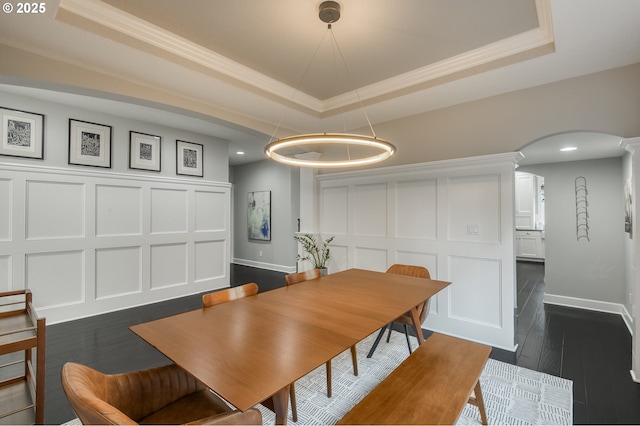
(256, 330, 573, 425)
(63, 331, 572, 425)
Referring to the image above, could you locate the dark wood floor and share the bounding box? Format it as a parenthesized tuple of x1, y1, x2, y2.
(44, 262, 640, 424)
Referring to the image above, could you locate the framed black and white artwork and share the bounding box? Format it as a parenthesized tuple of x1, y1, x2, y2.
(69, 119, 112, 168)
(0, 106, 44, 159)
(176, 140, 203, 177)
(130, 131, 161, 171)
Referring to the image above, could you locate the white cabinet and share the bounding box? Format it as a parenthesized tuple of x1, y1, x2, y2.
(516, 230, 545, 261)
(515, 172, 535, 229)
(515, 172, 545, 230)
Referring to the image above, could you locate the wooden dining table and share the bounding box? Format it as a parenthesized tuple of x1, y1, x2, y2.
(129, 268, 450, 425)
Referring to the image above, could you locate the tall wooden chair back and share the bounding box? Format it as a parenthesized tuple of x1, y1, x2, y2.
(386, 264, 431, 323)
(367, 264, 432, 358)
(202, 282, 259, 308)
(285, 269, 321, 286)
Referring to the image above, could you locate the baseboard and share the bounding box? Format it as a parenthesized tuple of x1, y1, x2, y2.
(233, 258, 296, 274)
(544, 293, 633, 335)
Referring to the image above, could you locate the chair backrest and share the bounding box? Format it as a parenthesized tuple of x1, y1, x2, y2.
(202, 282, 259, 308)
(285, 269, 321, 286)
(386, 264, 431, 279)
(61, 362, 204, 424)
(386, 264, 432, 322)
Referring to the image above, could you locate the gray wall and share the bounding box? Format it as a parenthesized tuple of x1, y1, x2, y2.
(520, 158, 625, 305)
(0, 90, 229, 182)
(231, 160, 299, 271)
(336, 62, 640, 174)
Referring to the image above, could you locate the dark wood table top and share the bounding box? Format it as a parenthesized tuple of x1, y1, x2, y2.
(130, 268, 450, 413)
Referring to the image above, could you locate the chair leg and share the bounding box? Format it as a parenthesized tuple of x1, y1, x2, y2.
(403, 324, 412, 354)
(350, 345, 358, 376)
(367, 325, 387, 358)
(385, 323, 393, 343)
(325, 360, 332, 398)
(289, 382, 298, 422)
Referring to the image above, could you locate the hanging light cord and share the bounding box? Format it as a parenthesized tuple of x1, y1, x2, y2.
(268, 28, 331, 144)
(327, 24, 377, 139)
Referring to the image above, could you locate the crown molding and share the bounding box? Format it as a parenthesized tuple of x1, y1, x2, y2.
(58, 0, 554, 117)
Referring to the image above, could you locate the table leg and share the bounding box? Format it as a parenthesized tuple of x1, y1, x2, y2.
(272, 384, 290, 425)
(409, 304, 426, 344)
(473, 380, 488, 425)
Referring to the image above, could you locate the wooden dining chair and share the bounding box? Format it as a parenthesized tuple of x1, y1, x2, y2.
(202, 282, 299, 422)
(285, 269, 359, 400)
(202, 282, 259, 306)
(366, 264, 432, 358)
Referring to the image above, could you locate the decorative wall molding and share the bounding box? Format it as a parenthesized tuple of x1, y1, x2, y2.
(57, 0, 553, 115)
(0, 165, 231, 324)
(314, 152, 518, 350)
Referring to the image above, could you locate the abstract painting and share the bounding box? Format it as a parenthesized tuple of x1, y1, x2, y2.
(248, 190, 271, 240)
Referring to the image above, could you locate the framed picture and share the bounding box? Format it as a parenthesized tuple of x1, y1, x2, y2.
(130, 131, 161, 171)
(176, 140, 203, 177)
(248, 190, 271, 241)
(0, 106, 45, 159)
(69, 119, 112, 168)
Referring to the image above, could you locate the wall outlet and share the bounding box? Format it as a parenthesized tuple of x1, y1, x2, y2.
(259, 250, 263, 257)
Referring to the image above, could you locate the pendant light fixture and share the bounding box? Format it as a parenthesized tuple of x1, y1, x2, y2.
(264, 1, 396, 168)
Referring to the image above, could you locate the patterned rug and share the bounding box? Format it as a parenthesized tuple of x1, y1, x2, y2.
(64, 331, 573, 425)
(257, 330, 573, 425)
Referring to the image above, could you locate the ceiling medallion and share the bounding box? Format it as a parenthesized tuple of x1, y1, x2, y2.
(264, 1, 397, 168)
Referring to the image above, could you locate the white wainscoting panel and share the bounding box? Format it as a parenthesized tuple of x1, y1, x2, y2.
(448, 256, 502, 327)
(195, 190, 226, 232)
(354, 247, 388, 272)
(195, 240, 225, 282)
(0, 255, 10, 291)
(150, 243, 188, 289)
(395, 179, 437, 240)
(0, 163, 231, 324)
(96, 246, 142, 299)
(26, 250, 84, 307)
(0, 179, 10, 241)
(316, 154, 518, 350)
(354, 183, 388, 237)
(447, 174, 501, 243)
(96, 185, 142, 236)
(321, 186, 348, 235)
(150, 188, 188, 234)
(26, 181, 85, 240)
(326, 244, 348, 273)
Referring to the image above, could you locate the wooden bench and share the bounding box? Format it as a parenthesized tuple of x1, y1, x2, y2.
(338, 333, 491, 425)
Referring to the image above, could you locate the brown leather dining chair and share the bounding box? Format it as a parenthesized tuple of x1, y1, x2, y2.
(61, 362, 262, 425)
(367, 263, 432, 358)
(285, 269, 359, 400)
(202, 282, 300, 422)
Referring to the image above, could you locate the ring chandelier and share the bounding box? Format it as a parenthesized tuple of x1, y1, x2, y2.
(264, 1, 397, 168)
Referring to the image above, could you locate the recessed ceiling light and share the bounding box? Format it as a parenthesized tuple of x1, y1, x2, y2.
(236, 151, 245, 155)
(560, 147, 577, 152)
